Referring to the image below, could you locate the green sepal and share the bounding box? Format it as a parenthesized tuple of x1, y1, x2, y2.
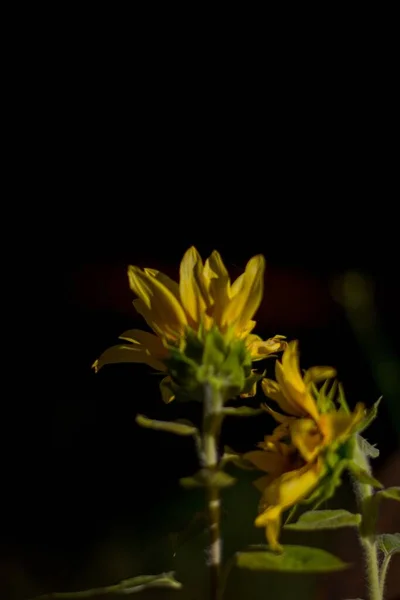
(284, 509, 361, 531)
(235, 545, 350, 573)
(337, 383, 350, 413)
(354, 397, 382, 435)
(240, 369, 266, 397)
(301, 458, 349, 509)
(180, 468, 236, 489)
(314, 379, 337, 414)
(164, 346, 199, 391)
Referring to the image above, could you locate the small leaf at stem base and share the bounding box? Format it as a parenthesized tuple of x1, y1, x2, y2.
(284, 509, 361, 531)
(236, 545, 350, 573)
(377, 533, 400, 556)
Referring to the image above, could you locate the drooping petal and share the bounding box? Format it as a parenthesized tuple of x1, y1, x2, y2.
(92, 343, 166, 373)
(255, 460, 323, 551)
(259, 506, 283, 552)
(246, 335, 287, 361)
(222, 255, 266, 333)
(119, 329, 168, 360)
(128, 266, 187, 340)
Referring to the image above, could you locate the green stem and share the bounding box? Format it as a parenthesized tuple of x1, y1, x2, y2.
(379, 553, 391, 599)
(353, 438, 382, 600)
(203, 382, 223, 600)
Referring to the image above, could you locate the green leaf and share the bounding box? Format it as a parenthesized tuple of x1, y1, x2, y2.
(31, 571, 182, 598)
(136, 414, 198, 436)
(236, 545, 350, 573)
(284, 510, 361, 531)
(222, 406, 263, 417)
(376, 487, 400, 501)
(377, 533, 400, 556)
(357, 435, 379, 459)
(180, 469, 236, 489)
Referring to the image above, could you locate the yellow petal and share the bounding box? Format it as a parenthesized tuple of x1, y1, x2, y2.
(204, 250, 229, 280)
(261, 403, 296, 425)
(128, 266, 187, 340)
(253, 474, 275, 493)
(222, 255, 266, 333)
(144, 268, 180, 299)
(179, 246, 209, 326)
(318, 403, 365, 446)
(256, 460, 322, 527)
(290, 418, 323, 462)
(261, 377, 304, 417)
(92, 343, 166, 373)
(230, 273, 245, 297)
(119, 329, 167, 359)
(204, 251, 230, 320)
(277, 343, 320, 422)
(256, 506, 283, 552)
(255, 461, 323, 552)
(244, 450, 288, 475)
(303, 366, 337, 385)
(240, 377, 258, 398)
(132, 299, 165, 338)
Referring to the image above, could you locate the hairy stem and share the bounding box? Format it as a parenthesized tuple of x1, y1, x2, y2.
(379, 553, 391, 599)
(203, 382, 223, 600)
(352, 437, 381, 600)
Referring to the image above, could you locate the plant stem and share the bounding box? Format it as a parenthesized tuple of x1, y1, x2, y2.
(352, 437, 382, 600)
(203, 382, 223, 600)
(379, 553, 391, 599)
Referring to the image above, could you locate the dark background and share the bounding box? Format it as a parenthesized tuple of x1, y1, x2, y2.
(3, 27, 399, 599)
(4, 207, 399, 599)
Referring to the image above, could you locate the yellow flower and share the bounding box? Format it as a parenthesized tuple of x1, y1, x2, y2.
(251, 341, 366, 551)
(93, 247, 286, 374)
